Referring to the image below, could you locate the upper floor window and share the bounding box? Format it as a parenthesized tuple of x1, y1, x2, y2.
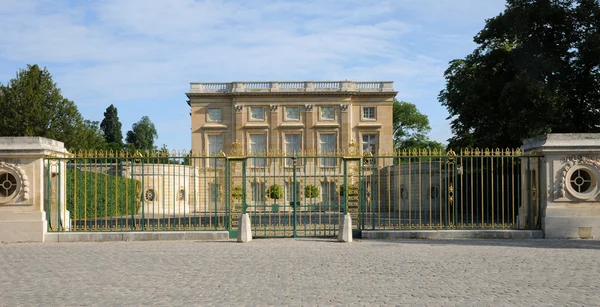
(249, 134, 266, 167)
(363, 107, 376, 120)
(319, 134, 336, 167)
(208, 108, 222, 122)
(207, 134, 223, 167)
(285, 134, 301, 166)
(320, 106, 335, 120)
(250, 107, 265, 120)
(362, 134, 377, 154)
(285, 107, 300, 121)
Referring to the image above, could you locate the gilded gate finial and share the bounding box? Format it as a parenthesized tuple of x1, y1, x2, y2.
(345, 139, 360, 157)
(229, 139, 244, 157)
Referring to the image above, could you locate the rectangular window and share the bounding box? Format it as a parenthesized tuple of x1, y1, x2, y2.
(362, 134, 377, 154)
(285, 107, 299, 120)
(207, 135, 223, 167)
(320, 106, 334, 120)
(363, 107, 375, 119)
(285, 182, 300, 204)
(285, 134, 301, 166)
(208, 108, 222, 121)
(319, 134, 336, 167)
(250, 107, 265, 120)
(321, 182, 337, 210)
(249, 134, 266, 167)
(251, 182, 265, 206)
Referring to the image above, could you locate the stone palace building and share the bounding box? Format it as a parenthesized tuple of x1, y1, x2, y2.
(186, 81, 397, 157)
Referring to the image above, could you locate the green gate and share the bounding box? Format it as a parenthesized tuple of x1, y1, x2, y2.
(46, 146, 541, 235)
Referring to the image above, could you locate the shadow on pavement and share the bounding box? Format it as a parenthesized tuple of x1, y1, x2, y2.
(365, 238, 600, 250)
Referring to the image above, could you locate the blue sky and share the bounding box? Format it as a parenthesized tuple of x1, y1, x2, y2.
(0, 0, 507, 150)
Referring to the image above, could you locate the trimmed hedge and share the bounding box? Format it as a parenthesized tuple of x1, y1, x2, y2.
(66, 168, 142, 219)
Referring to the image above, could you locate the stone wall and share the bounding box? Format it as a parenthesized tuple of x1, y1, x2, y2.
(523, 134, 600, 238)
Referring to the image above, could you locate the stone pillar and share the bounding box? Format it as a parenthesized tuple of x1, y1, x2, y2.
(234, 104, 244, 150)
(0, 137, 69, 242)
(340, 104, 351, 148)
(269, 105, 279, 152)
(522, 134, 600, 239)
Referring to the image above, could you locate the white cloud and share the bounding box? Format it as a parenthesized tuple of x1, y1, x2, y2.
(0, 0, 507, 149)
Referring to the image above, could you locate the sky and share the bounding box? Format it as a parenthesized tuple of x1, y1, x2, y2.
(0, 0, 508, 150)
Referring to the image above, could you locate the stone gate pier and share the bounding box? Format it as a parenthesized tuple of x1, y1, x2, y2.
(0, 137, 69, 242)
(523, 134, 600, 239)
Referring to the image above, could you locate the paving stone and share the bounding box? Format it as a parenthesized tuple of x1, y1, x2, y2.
(0, 239, 599, 305)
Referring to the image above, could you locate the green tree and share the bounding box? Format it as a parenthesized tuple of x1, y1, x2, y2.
(125, 116, 158, 151)
(439, 0, 600, 149)
(100, 104, 123, 147)
(78, 120, 109, 150)
(393, 100, 444, 150)
(0, 64, 102, 150)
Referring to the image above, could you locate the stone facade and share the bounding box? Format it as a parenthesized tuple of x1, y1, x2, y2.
(186, 81, 397, 158)
(522, 134, 600, 239)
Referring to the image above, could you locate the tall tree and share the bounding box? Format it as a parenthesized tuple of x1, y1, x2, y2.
(0, 64, 103, 150)
(393, 100, 444, 149)
(126, 116, 158, 151)
(100, 104, 123, 147)
(439, 0, 600, 149)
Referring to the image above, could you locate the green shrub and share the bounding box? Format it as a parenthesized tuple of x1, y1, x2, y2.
(66, 168, 142, 219)
(304, 184, 319, 199)
(266, 184, 283, 200)
(231, 185, 243, 202)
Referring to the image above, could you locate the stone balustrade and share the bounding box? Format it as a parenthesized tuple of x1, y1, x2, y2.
(189, 81, 394, 94)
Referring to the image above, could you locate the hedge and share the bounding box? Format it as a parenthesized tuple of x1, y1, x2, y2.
(66, 168, 142, 219)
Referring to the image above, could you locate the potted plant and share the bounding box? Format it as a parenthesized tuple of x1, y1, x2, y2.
(304, 184, 320, 211)
(266, 184, 283, 213)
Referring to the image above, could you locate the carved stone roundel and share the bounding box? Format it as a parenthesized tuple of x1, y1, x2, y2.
(557, 157, 600, 200)
(0, 161, 30, 204)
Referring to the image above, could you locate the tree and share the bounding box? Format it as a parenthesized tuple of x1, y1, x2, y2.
(100, 104, 123, 147)
(0, 64, 102, 150)
(125, 116, 158, 151)
(393, 100, 444, 150)
(439, 0, 600, 149)
(77, 120, 108, 150)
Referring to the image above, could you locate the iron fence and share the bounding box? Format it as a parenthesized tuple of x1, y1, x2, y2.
(45, 148, 541, 236)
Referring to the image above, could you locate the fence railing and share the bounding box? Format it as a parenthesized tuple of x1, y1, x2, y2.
(45, 149, 541, 234)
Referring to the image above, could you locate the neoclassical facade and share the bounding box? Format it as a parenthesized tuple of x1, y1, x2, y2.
(186, 81, 397, 158)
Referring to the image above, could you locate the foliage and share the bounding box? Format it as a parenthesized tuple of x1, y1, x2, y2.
(231, 185, 243, 201)
(393, 100, 444, 150)
(0, 64, 104, 150)
(78, 120, 109, 150)
(439, 0, 600, 149)
(304, 184, 320, 199)
(266, 184, 283, 200)
(100, 104, 124, 147)
(66, 168, 142, 219)
(126, 116, 158, 152)
(338, 184, 346, 197)
(338, 184, 360, 197)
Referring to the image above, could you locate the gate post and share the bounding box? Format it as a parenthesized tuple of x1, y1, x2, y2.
(227, 140, 251, 242)
(522, 134, 600, 238)
(339, 140, 361, 241)
(0, 137, 68, 242)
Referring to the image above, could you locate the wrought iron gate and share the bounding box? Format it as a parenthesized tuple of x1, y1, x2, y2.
(45, 146, 541, 236)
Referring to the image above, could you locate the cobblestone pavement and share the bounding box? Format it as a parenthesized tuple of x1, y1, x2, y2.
(1, 239, 599, 306)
